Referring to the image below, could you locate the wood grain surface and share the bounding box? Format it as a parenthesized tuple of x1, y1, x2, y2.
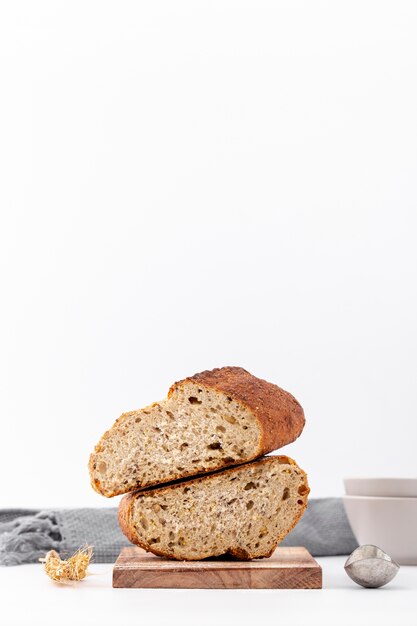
(112, 546, 322, 589)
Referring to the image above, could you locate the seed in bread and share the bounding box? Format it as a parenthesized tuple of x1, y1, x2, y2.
(89, 367, 305, 497)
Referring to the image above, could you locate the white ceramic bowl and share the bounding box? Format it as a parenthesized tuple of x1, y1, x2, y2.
(343, 495, 417, 565)
(344, 477, 417, 498)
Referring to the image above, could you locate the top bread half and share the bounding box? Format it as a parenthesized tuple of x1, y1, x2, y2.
(89, 366, 305, 497)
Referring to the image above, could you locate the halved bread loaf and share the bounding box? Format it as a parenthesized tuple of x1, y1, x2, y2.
(118, 455, 309, 560)
(89, 367, 305, 497)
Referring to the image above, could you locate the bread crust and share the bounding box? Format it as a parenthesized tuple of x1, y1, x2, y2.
(91, 366, 305, 497)
(118, 455, 309, 560)
(170, 366, 305, 457)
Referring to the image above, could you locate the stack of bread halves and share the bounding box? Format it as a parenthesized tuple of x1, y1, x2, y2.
(89, 366, 309, 560)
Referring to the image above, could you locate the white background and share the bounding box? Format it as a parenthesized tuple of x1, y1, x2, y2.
(1, 1, 416, 509)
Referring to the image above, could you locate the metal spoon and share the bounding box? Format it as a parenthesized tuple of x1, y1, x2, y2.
(344, 544, 400, 588)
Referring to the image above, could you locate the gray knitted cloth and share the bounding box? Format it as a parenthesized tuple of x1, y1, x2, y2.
(0, 499, 357, 566)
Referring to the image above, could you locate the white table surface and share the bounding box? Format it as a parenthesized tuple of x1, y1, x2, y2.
(1, 557, 416, 626)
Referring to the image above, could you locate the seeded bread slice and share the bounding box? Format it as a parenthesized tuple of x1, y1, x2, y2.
(118, 455, 309, 560)
(89, 366, 305, 497)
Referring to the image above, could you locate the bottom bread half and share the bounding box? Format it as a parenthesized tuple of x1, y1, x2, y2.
(118, 455, 309, 560)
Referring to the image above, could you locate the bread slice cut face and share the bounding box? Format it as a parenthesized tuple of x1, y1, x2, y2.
(118, 455, 309, 560)
(89, 367, 305, 497)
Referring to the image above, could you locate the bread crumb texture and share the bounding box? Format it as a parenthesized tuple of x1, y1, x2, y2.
(89, 367, 305, 497)
(120, 456, 309, 560)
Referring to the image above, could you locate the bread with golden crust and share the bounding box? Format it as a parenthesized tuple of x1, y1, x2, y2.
(175, 367, 305, 454)
(118, 455, 309, 560)
(89, 366, 305, 497)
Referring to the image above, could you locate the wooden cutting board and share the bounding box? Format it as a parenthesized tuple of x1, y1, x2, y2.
(113, 546, 322, 589)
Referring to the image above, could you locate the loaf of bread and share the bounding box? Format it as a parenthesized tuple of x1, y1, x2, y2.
(118, 455, 309, 560)
(89, 366, 305, 497)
